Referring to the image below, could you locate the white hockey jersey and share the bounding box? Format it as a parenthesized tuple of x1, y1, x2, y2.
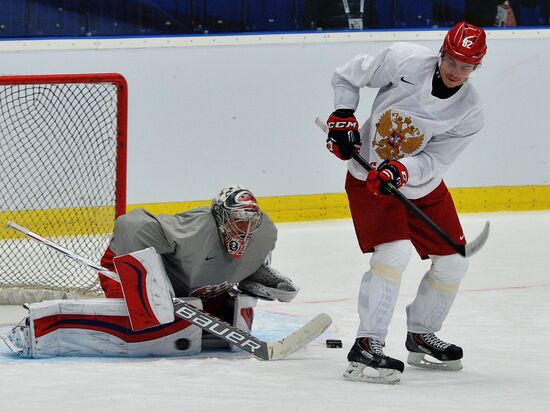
(332, 42, 484, 199)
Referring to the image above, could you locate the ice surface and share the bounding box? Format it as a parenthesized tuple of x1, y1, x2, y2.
(0, 211, 549, 411)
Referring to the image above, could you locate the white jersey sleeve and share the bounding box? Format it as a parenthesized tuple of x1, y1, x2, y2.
(331, 43, 417, 110)
(332, 42, 485, 199)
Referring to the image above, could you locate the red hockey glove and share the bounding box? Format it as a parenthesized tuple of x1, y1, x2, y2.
(326, 109, 361, 160)
(367, 159, 409, 196)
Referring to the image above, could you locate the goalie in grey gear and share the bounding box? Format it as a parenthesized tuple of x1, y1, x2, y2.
(99, 184, 299, 330)
(3, 185, 301, 358)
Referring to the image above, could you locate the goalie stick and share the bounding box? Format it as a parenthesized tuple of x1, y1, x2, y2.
(315, 117, 490, 257)
(6, 221, 332, 361)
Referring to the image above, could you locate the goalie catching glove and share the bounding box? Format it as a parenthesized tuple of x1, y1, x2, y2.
(367, 159, 409, 196)
(326, 109, 361, 160)
(238, 264, 300, 302)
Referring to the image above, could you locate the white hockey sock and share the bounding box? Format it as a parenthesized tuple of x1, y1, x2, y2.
(356, 240, 411, 341)
(406, 254, 469, 333)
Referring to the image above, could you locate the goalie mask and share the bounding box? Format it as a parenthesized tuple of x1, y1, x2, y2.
(212, 185, 263, 258)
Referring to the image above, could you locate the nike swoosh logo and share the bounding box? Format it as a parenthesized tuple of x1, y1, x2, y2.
(205, 256, 216, 261)
(459, 235, 465, 240)
(400, 76, 414, 85)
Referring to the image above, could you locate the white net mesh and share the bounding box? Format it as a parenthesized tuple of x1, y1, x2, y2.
(0, 74, 127, 302)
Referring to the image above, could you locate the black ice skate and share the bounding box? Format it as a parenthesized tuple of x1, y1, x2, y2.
(343, 337, 404, 384)
(406, 332, 463, 371)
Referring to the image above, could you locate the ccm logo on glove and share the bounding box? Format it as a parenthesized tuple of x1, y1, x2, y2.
(327, 120, 358, 129)
(326, 109, 361, 160)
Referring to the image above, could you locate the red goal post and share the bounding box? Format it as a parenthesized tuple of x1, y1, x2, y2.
(0, 73, 128, 304)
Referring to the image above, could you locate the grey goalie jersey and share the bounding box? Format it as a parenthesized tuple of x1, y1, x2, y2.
(108, 207, 277, 297)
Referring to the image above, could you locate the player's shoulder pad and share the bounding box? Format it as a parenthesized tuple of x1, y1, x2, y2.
(388, 42, 432, 62)
(175, 206, 212, 219)
(386, 42, 435, 77)
(114, 208, 159, 233)
(455, 94, 485, 136)
(458, 82, 485, 132)
(259, 212, 278, 237)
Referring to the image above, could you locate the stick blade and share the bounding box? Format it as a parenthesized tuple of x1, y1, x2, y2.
(465, 221, 490, 257)
(267, 313, 332, 360)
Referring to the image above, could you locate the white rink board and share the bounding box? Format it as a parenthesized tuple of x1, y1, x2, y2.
(0, 210, 549, 411)
(0, 30, 549, 203)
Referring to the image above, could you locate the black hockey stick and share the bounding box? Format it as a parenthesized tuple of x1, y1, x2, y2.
(7, 221, 332, 361)
(315, 117, 490, 257)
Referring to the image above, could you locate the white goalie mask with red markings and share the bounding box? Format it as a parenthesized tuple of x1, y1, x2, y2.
(212, 185, 263, 258)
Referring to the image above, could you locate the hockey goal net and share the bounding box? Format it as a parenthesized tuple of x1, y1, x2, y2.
(0, 73, 127, 304)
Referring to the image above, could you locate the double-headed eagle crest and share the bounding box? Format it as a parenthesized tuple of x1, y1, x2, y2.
(373, 110, 424, 160)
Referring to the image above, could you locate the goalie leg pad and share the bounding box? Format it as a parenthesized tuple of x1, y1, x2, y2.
(229, 293, 257, 351)
(238, 264, 300, 302)
(4, 298, 202, 358)
(201, 292, 258, 351)
(234, 293, 257, 333)
(114, 247, 175, 331)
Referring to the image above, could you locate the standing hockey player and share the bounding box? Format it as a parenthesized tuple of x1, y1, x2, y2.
(325, 22, 487, 384)
(6, 185, 299, 358)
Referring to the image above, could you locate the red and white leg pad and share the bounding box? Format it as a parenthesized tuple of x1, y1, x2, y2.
(233, 293, 257, 335)
(113, 247, 175, 331)
(6, 298, 202, 358)
(201, 292, 258, 351)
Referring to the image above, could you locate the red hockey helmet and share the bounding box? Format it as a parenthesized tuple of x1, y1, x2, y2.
(443, 22, 487, 65)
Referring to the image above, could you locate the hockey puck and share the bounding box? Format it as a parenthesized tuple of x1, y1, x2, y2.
(326, 339, 343, 348)
(175, 338, 191, 350)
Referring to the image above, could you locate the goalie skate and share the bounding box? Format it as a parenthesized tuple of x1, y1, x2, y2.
(406, 332, 463, 371)
(343, 338, 404, 385)
(1, 317, 31, 356)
